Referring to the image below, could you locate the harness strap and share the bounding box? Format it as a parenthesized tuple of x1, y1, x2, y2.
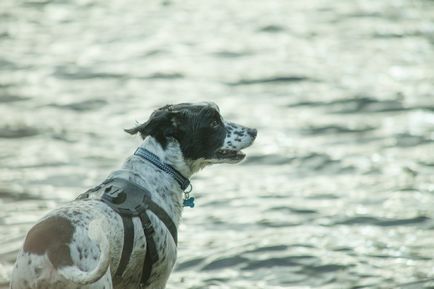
(147, 202, 178, 245)
(115, 216, 134, 278)
(139, 212, 159, 285)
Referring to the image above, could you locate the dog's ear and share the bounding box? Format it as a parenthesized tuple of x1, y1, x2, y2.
(124, 109, 181, 147)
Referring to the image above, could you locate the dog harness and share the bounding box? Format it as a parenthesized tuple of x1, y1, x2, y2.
(77, 148, 193, 287)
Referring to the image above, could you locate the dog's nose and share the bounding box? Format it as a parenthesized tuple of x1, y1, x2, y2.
(247, 128, 257, 139)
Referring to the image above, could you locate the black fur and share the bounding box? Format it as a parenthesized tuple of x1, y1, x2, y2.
(125, 103, 226, 160)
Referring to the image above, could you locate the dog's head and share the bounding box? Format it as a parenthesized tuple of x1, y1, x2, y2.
(125, 102, 257, 166)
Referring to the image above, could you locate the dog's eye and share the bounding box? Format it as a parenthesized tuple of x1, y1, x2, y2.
(210, 120, 220, 128)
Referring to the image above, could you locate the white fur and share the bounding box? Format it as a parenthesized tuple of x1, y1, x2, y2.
(58, 218, 111, 285)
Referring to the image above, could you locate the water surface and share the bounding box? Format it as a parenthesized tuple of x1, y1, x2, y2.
(1, 0, 434, 288)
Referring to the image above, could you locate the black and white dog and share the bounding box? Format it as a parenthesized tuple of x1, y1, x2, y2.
(10, 102, 257, 289)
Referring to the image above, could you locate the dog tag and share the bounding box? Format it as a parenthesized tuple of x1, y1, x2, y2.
(183, 197, 195, 208)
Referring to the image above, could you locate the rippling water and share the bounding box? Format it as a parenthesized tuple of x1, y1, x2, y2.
(1, 0, 434, 288)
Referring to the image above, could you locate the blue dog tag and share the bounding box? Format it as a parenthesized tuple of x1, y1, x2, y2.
(183, 197, 195, 208)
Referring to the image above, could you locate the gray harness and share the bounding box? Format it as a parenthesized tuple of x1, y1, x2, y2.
(78, 177, 177, 287)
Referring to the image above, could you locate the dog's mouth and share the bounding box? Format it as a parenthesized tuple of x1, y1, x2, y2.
(213, 125, 257, 163)
(215, 148, 246, 162)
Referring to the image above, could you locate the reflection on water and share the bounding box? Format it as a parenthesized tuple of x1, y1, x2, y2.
(1, 0, 434, 288)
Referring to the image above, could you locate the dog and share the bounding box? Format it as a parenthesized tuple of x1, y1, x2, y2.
(10, 102, 257, 289)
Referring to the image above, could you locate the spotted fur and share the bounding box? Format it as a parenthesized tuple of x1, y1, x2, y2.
(10, 102, 256, 289)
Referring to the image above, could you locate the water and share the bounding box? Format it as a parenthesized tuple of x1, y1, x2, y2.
(1, 0, 434, 288)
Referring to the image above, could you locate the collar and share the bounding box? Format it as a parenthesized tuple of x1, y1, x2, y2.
(134, 147, 191, 191)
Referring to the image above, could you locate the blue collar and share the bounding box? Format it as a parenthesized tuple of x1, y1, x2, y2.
(134, 147, 191, 191)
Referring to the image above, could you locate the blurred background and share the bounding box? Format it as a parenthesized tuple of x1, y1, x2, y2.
(1, 0, 434, 288)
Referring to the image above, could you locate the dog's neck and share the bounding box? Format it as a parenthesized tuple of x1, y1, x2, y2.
(113, 137, 190, 225)
(137, 136, 195, 178)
